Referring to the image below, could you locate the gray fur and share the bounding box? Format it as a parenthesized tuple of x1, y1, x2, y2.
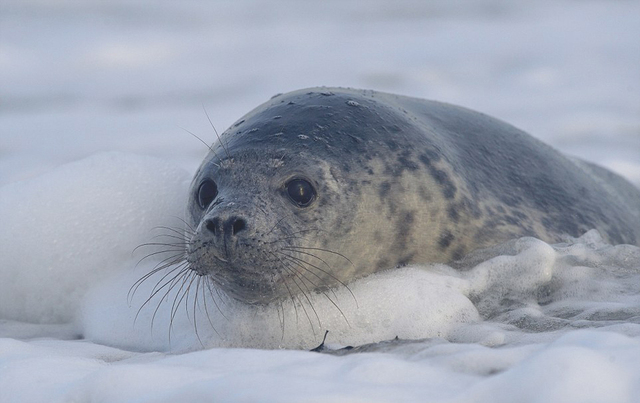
(186, 88, 640, 304)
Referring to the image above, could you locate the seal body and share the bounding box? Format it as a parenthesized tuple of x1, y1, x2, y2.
(186, 88, 640, 304)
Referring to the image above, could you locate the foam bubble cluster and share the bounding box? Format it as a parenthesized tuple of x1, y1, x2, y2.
(0, 152, 189, 324)
(84, 229, 640, 352)
(2, 152, 639, 355)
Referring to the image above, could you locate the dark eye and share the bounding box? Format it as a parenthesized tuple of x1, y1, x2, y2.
(286, 178, 316, 207)
(197, 180, 218, 209)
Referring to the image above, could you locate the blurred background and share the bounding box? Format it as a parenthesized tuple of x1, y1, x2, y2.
(1, 0, 639, 186)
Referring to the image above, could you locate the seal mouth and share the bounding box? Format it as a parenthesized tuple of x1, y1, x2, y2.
(186, 245, 283, 305)
(186, 240, 231, 275)
(204, 264, 283, 305)
(212, 255, 228, 263)
(223, 277, 281, 305)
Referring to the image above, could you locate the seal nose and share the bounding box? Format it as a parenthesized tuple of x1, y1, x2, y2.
(205, 217, 220, 235)
(204, 216, 247, 236)
(231, 217, 246, 235)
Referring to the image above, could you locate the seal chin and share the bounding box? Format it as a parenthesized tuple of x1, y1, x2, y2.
(206, 268, 282, 305)
(186, 243, 226, 276)
(187, 250, 282, 305)
(221, 276, 282, 305)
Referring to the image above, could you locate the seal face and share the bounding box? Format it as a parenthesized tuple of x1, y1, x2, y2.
(185, 88, 640, 305)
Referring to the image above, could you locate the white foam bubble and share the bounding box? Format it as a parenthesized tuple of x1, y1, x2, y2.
(0, 152, 189, 324)
(83, 228, 640, 353)
(82, 263, 480, 351)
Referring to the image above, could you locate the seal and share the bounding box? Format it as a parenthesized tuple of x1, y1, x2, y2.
(185, 87, 640, 305)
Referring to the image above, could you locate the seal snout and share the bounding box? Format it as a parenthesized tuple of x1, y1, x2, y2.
(187, 212, 252, 278)
(204, 216, 247, 237)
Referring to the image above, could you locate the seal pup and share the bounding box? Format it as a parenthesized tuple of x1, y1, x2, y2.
(184, 87, 640, 305)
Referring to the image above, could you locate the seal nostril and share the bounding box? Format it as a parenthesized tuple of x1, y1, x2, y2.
(205, 219, 217, 235)
(232, 218, 246, 235)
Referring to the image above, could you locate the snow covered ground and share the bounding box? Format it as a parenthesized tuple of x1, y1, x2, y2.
(1, 0, 640, 402)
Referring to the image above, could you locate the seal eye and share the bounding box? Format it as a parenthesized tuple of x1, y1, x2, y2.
(286, 178, 316, 207)
(197, 179, 218, 209)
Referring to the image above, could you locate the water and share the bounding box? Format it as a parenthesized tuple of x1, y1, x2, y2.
(1, 0, 639, 402)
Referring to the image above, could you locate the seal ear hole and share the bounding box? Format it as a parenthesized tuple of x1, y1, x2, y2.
(197, 179, 218, 209)
(285, 178, 316, 207)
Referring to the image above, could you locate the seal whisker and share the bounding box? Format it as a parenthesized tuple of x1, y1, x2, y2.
(135, 242, 186, 250)
(281, 264, 317, 307)
(133, 247, 186, 269)
(284, 246, 354, 266)
(281, 247, 340, 275)
(148, 233, 188, 243)
(183, 270, 198, 319)
(264, 216, 289, 237)
(277, 300, 286, 341)
(279, 273, 301, 326)
(180, 271, 203, 345)
(170, 269, 194, 324)
(129, 254, 186, 303)
(213, 284, 229, 308)
(202, 104, 231, 159)
(147, 259, 190, 297)
(165, 218, 196, 235)
(131, 252, 183, 286)
(278, 254, 350, 325)
(277, 259, 323, 330)
(285, 271, 319, 336)
(283, 257, 346, 320)
(274, 249, 342, 303)
(262, 213, 326, 239)
(151, 251, 187, 266)
(203, 278, 230, 321)
(167, 269, 197, 342)
(263, 228, 328, 245)
(270, 249, 331, 305)
(134, 262, 189, 327)
(149, 265, 191, 329)
(278, 251, 357, 307)
(150, 224, 195, 238)
(152, 216, 196, 238)
(179, 125, 223, 168)
(207, 278, 229, 310)
(191, 275, 205, 347)
(200, 278, 224, 336)
(279, 247, 347, 304)
(134, 249, 186, 266)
